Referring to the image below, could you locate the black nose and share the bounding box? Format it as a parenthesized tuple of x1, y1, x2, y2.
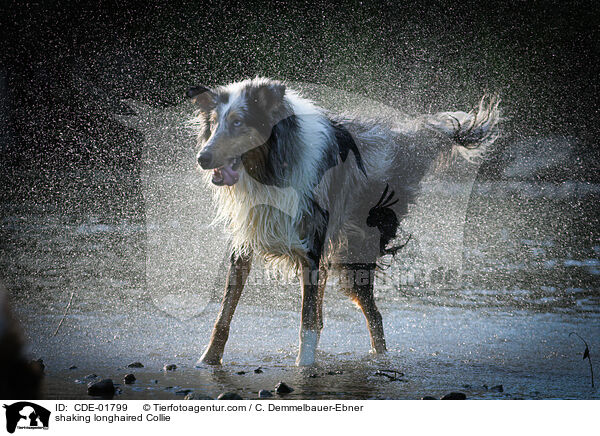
(198, 151, 212, 169)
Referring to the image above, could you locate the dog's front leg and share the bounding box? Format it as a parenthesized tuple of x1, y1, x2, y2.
(198, 250, 252, 365)
(296, 257, 321, 366)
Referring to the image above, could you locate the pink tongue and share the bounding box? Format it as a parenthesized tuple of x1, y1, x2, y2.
(220, 164, 239, 186)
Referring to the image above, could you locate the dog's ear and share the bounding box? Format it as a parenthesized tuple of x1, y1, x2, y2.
(248, 81, 286, 112)
(186, 85, 217, 111)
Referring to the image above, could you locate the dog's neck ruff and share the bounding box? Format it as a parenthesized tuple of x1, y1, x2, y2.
(208, 89, 332, 270)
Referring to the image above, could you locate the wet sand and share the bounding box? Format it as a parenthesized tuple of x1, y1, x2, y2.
(17, 289, 600, 400)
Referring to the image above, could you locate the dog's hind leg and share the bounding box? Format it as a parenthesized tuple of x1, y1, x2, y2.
(197, 251, 252, 365)
(296, 257, 322, 366)
(355, 283, 387, 354)
(341, 263, 387, 354)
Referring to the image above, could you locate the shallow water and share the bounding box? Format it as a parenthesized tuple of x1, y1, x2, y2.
(1, 174, 598, 400)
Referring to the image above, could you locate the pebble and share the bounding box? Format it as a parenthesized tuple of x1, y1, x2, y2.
(490, 385, 504, 392)
(185, 393, 213, 400)
(128, 362, 144, 368)
(254, 367, 263, 374)
(275, 382, 294, 395)
(374, 370, 404, 381)
(441, 392, 467, 400)
(175, 389, 193, 395)
(236, 371, 246, 375)
(84, 374, 98, 380)
(217, 392, 243, 400)
(422, 396, 437, 400)
(163, 364, 177, 371)
(69, 365, 78, 370)
(87, 379, 115, 396)
(258, 389, 273, 398)
(123, 374, 136, 384)
(150, 379, 159, 384)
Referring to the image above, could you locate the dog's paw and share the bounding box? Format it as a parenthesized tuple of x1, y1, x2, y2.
(295, 330, 318, 366)
(196, 351, 223, 366)
(368, 343, 388, 356)
(295, 354, 315, 366)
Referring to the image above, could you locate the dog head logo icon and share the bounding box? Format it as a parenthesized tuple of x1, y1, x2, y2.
(3, 402, 50, 433)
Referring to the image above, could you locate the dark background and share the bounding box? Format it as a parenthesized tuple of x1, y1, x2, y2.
(1, 0, 599, 208)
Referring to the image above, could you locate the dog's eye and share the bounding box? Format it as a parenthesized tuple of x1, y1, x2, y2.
(232, 119, 243, 127)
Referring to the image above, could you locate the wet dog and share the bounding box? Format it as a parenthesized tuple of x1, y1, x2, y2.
(188, 78, 500, 365)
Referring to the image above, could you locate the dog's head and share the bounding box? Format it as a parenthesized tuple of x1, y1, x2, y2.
(187, 78, 287, 186)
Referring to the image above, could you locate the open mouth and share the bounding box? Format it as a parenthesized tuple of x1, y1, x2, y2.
(211, 156, 242, 186)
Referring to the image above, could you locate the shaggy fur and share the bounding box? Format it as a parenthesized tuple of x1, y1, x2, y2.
(188, 77, 500, 365)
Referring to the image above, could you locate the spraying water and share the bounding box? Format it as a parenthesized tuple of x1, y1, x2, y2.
(0, 2, 598, 400)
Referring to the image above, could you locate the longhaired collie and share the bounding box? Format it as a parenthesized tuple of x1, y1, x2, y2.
(187, 77, 500, 366)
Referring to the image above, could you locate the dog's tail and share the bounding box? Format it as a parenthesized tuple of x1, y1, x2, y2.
(424, 95, 501, 163)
